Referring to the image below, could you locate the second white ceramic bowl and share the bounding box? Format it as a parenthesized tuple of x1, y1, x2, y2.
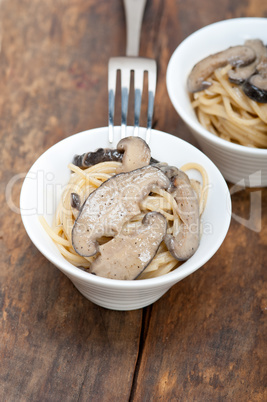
(167, 18, 267, 187)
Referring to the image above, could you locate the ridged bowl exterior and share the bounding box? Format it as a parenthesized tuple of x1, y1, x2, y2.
(73, 280, 171, 311)
(188, 125, 267, 187)
(167, 18, 267, 188)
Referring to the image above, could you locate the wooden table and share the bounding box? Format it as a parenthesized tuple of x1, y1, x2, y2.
(1, 1, 266, 400)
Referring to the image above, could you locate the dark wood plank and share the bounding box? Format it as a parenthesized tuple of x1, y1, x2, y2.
(0, 1, 142, 400)
(1, 0, 267, 401)
(131, 188, 267, 401)
(131, 0, 267, 400)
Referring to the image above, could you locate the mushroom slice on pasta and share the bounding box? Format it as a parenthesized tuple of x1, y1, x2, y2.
(228, 39, 267, 84)
(163, 167, 200, 261)
(116, 136, 151, 173)
(73, 136, 159, 169)
(90, 212, 167, 280)
(72, 165, 170, 257)
(187, 45, 256, 93)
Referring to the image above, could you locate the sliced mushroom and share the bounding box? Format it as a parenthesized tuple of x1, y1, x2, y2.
(70, 193, 81, 211)
(158, 164, 180, 182)
(73, 148, 123, 168)
(90, 212, 167, 280)
(73, 139, 158, 169)
(116, 136, 151, 173)
(163, 167, 200, 261)
(242, 57, 267, 103)
(228, 39, 267, 84)
(187, 45, 256, 93)
(150, 156, 160, 164)
(72, 165, 170, 257)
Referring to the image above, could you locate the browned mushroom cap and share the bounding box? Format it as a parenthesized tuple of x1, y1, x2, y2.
(163, 167, 200, 261)
(228, 39, 267, 84)
(73, 138, 158, 169)
(90, 212, 167, 280)
(73, 148, 123, 168)
(116, 136, 151, 173)
(70, 193, 81, 211)
(187, 45, 256, 93)
(242, 57, 267, 103)
(72, 165, 170, 257)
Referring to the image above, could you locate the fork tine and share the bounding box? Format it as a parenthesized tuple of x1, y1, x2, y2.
(108, 59, 117, 143)
(108, 57, 157, 143)
(133, 68, 144, 137)
(146, 59, 157, 143)
(121, 68, 131, 139)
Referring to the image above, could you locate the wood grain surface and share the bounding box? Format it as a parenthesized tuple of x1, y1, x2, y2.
(0, 0, 266, 401)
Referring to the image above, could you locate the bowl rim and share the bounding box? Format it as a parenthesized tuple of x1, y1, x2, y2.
(20, 126, 232, 290)
(166, 17, 267, 156)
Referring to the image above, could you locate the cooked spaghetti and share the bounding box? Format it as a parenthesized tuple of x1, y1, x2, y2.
(191, 64, 267, 148)
(40, 159, 208, 280)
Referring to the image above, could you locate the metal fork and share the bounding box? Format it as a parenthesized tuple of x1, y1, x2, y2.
(108, 0, 157, 143)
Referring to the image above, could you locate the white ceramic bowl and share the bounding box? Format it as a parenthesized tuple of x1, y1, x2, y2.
(166, 18, 267, 187)
(20, 126, 231, 310)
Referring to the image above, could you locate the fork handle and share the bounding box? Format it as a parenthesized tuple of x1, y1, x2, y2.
(123, 0, 147, 56)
